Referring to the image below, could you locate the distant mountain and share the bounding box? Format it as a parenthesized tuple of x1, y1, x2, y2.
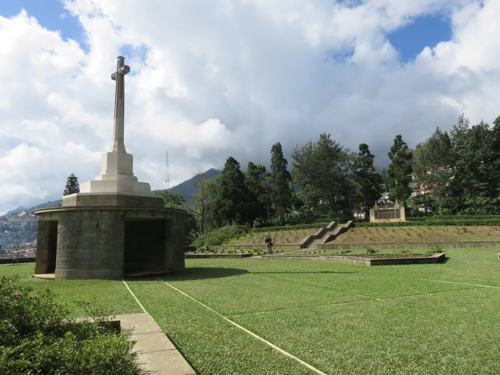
(4, 199, 61, 218)
(170, 168, 221, 204)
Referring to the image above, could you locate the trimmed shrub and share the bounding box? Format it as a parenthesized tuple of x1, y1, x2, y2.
(0, 277, 139, 375)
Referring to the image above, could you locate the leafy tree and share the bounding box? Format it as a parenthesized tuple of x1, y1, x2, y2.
(160, 189, 199, 246)
(490, 116, 500, 200)
(387, 135, 413, 206)
(160, 190, 185, 209)
(245, 162, 270, 224)
(413, 128, 453, 213)
(292, 133, 354, 217)
(218, 157, 250, 224)
(270, 143, 292, 223)
(354, 143, 382, 218)
(450, 115, 499, 212)
(194, 177, 224, 233)
(63, 173, 79, 196)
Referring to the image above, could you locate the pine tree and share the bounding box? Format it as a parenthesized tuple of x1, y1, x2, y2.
(292, 133, 353, 217)
(354, 143, 382, 218)
(270, 143, 292, 224)
(245, 162, 269, 224)
(387, 135, 413, 206)
(218, 157, 250, 224)
(63, 173, 80, 196)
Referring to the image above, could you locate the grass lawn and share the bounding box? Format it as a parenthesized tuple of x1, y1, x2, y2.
(0, 264, 140, 317)
(1, 247, 500, 374)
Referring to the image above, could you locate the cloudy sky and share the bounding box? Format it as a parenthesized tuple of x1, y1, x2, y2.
(0, 0, 499, 214)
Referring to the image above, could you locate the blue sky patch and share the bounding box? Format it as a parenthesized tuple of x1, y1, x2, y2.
(119, 44, 149, 68)
(387, 14, 452, 62)
(0, 0, 87, 50)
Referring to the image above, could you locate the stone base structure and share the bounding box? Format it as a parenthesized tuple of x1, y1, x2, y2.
(35, 195, 185, 279)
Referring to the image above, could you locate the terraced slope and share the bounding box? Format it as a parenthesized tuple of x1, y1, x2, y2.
(332, 225, 500, 244)
(230, 228, 320, 246)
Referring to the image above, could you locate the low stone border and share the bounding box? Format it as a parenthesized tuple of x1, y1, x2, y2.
(205, 243, 300, 250)
(186, 253, 253, 259)
(118, 313, 196, 375)
(319, 241, 500, 250)
(262, 252, 446, 266)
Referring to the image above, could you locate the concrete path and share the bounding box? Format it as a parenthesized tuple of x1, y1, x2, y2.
(117, 313, 196, 375)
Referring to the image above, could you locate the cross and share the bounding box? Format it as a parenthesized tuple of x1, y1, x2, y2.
(111, 56, 130, 81)
(111, 56, 130, 152)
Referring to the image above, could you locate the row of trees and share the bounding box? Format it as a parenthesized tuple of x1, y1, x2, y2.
(190, 114, 499, 232)
(412, 115, 500, 214)
(192, 136, 385, 232)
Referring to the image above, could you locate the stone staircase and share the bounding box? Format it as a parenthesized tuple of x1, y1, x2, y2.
(300, 220, 353, 249)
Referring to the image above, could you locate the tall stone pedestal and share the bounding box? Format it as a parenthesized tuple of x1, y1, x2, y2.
(35, 195, 185, 279)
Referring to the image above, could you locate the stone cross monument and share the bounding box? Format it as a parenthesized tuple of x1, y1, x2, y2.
(77, 56, 151, 197)
(111, 56, 129, 152)
(35, 56, 186, 279)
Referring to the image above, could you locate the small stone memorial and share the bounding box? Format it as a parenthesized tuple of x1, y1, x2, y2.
(35, 57, 186, 279)
(369, 204, 406, 223)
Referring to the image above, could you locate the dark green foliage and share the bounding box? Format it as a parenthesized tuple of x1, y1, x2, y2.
(270, 143, 292, 223)
(63, 173, 79, 196)
(245, 162, 271, 225)
(193, 177, 223, 233)
(0, 277, 139, 375)
(161, 190, 199, 247)
(192, 225, 249, 247)
(413, 128, 452, 213)
(161, 189, 185, 209)
(218, 157, 250, 224)
(354, 143, 382, 217)
(449, 116, 499, 212)
(387, 135, 413, 205)
(292, 133, 355, 218)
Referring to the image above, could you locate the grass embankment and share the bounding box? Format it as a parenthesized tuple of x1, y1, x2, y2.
(3, 247, 500, 374)
(333, 225, 500, 244)
(229, 228, 319, 245)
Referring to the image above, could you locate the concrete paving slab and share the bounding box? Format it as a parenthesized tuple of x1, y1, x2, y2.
(139, 350, 196, 375)
(131, 331, 176, 352)
(117, 313, 196, 375)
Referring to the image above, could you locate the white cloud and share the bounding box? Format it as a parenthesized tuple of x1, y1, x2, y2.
(0, 0, 499, 213)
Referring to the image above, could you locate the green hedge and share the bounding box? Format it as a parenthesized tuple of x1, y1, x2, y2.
(0, 277, 139, 375)
(407, 215, 500, 222)
(354, 219, 500, 227)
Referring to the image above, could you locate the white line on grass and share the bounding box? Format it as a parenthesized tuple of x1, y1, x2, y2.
(122, 279, 148, 314)
(427, 279, 500, 289)
(230, 287, 473, 318)
(161, 280, 327, 375)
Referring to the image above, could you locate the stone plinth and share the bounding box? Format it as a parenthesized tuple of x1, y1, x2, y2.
(78, 149, 152, 196)
(369, 206, 406, 223)
(35, 198, 185, 279)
